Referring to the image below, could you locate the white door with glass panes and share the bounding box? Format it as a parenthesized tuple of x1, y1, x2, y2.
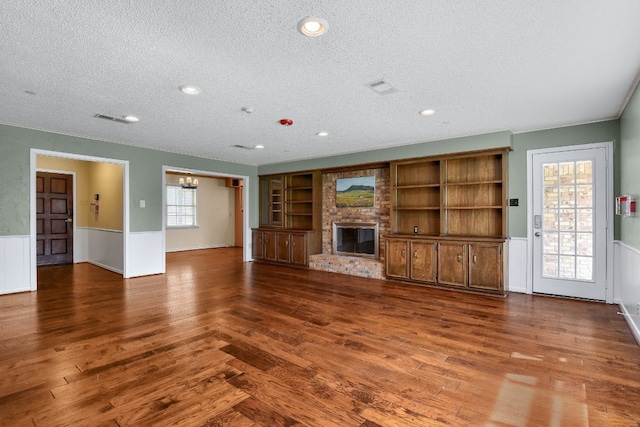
(531, 147, 607, 300)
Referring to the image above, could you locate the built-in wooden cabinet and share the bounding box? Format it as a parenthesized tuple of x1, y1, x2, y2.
(386, 148, 508, 295)
(385, 238, 438, 284)
(254, 170, 321, 267)
(252, 229, 312, 267)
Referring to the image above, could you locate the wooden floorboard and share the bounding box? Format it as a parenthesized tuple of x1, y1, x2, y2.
(0, 248, 639, 426)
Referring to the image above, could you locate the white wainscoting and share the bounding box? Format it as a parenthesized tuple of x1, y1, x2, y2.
(74, 227, 89, 263)
(507, 237, 528, 294)
(126, 231, 164, 278)
(615, 241, 640, 345)
(0, 235, 31, 294)
(86, 228, 123, 274)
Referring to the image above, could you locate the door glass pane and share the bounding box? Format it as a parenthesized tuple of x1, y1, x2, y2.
(541, 160, 594, 281)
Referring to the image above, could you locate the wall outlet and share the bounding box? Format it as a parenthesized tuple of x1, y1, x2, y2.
(413, 226, 419, 234)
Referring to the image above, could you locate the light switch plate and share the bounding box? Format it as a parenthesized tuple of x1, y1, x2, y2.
(140, 200, 146, 208)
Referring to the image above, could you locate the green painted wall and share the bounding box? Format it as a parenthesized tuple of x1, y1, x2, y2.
(620, 82, 640, 249)
(258, 131, 513, 175)
(510, 121, 620, 238)
(0, 119, 622, 240)
(0, 124, 258, 235)
(259, 123, 620, 239)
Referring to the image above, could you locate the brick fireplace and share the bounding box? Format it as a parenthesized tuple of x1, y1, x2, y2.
(308, 167, 390, 278)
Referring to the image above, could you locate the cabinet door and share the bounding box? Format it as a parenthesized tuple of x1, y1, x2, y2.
(410, 241, 437, 283)
(438, 242, 466, 287)
(263, 231, 277, 261)
(468, 243, 503, 292)
(290, 233, 307, 266)
(386, 239, 409, 279)
(276, 232, 291, 263)
(252, 230, 263, 259)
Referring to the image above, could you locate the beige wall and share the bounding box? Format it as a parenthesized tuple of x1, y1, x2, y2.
(165, 175, 235, 251)
(88, 162, 123, 231)
(36, 156, 123, 231)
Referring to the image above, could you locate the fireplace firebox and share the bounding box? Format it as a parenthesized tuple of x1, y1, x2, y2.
(332, 222, 379, 258)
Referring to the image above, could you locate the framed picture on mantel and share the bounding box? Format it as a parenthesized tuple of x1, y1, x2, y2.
(336, 176, 375, 208)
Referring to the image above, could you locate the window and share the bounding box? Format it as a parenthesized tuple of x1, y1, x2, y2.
(166, 185, 197, 227)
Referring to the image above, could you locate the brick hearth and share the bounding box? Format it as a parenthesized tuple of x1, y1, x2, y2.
(308, 254, 384, 279)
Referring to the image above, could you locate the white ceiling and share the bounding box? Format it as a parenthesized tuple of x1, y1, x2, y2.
(1, 1, 639, 166)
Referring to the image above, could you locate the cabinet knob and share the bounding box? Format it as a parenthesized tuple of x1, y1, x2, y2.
(292, 240, 296, 246)
(414, 251, 418, 259)
(473, 255, 477, 263)
(285, 240, 289, 246)
(457, 254, 462, 262)
(401, 249, 405, 258)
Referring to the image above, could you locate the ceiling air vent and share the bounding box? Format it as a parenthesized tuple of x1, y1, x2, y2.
(94, 113, 132, 124)
(366, 79, 398, 95)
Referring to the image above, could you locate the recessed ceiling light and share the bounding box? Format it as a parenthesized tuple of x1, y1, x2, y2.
(123, 115, 140, 122)
(241, 107, 255, 114)
(255, 144, 264, 149)
(297, 17, 328, 37)
(317, 132, 329, 137)
(179, 85, 201, 95)
(419, 109, 436, 116)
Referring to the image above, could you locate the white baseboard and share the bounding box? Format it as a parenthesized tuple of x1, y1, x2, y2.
(616, 300, 640, 345)
(87, 261, 123, 275)
(165, 243, 229, 253)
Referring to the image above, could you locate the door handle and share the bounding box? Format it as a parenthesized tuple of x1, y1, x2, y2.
(534, 231, 541, 237)
(65, 218, 73, 223)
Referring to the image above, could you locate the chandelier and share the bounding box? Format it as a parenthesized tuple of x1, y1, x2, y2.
(179, 176, 198, 189)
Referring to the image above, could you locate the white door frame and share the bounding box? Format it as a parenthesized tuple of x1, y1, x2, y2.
(161, 165, 252, 271)
(526, 141, 614, 303)
(30, 149, 130, 289)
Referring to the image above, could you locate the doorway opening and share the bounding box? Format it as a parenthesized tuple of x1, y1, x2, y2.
(162, 166, 250, 269)
(30, 149, 129, 290)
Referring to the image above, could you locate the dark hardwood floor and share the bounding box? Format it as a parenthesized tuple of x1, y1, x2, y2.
(0, 248, 639, 426)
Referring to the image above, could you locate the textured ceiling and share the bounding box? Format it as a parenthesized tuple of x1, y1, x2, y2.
(1, 1, 639, 166)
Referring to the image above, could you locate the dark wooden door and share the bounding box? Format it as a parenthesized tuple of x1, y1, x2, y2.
(37, 172, 73, 266)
